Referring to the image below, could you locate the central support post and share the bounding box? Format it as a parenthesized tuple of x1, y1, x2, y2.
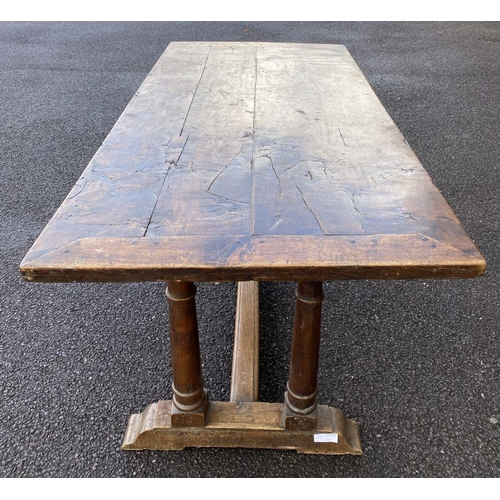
(284, 281, 324, 431)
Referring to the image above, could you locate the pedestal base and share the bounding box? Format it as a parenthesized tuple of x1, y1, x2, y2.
(122, 400, 362, 455)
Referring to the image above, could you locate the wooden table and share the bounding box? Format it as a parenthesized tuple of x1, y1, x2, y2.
(20, 42, 485, 455)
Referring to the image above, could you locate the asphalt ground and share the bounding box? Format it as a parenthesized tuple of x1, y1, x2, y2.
(1, 22, 499, 478)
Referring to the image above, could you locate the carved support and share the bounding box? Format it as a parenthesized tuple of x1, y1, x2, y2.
(123, 280, 362, 454)
(283, 281, 324, 430)
(166, 281, 207, 427)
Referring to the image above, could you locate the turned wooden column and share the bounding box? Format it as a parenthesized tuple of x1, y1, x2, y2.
(283, 281, 324, 430)
(166, 281, 207, 427)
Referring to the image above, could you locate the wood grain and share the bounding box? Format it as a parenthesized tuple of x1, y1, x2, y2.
(284, 282, 323, 430)
(147, 44, 255, 237)
(20, 42, 486, 283)
(122, 400, 362, 455)
(20, 233, 485, 282)
(165, 282, 207, 426)
(230, 281, 260, 402)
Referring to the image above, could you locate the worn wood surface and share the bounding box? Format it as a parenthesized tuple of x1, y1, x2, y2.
(122, 400, 362, 455)
(230, 281, 260, 402)
(20, 42, 485, 282)
(284, 282, 323, 430)
(166, 282, 207, 426)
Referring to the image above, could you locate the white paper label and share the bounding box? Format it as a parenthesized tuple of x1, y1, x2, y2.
(314, 433, 338, 443)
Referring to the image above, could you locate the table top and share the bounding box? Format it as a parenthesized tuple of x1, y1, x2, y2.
(20, 42, 485, 283)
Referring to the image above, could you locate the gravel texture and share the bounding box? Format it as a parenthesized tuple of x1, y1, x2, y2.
(1, 21, 499, 477)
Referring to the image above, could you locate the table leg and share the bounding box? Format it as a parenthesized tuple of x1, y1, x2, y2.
(283, 281, 323, 430)
(122, 281, 361, 454)
(166, 281, 207, 427)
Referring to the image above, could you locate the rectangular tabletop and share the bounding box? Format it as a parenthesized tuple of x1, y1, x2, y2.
(20, 42, 485, 283)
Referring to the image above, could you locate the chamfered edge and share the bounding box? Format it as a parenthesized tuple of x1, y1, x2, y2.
(20, 233, 486, 283)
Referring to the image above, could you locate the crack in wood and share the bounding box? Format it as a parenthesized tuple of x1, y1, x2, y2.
(292, 177, 326, 234)
(179, 47, 211, 137)
(67, 180, 87, 199)
(390, 197, 419, 223)
(207, 144, 246, 193)
(143, 162, 173, 237)
(269, 213, 283, 232)
(174, 135, 189, 165)
(263, 153, 285, 227)
(351, 192, 366, 219)
(258, 154, 283, 200)
(277, 159, 328, 179)
(339, 129, 347, 146)
(206, 191, 250, 205)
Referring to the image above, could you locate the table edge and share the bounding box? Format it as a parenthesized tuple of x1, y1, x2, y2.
(20, 233, 486, 283)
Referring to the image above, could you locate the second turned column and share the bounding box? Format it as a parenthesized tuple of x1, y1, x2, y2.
(283, 281, 324, 431)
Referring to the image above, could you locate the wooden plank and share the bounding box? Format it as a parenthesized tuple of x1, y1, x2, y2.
(146, 43, 255, 237)
(21, 42, 213, 262)
(250, 43, 471, 244)
(122, 400, 362, 455)
(20, 233, 485, 283)
(230, 281, 260, 402)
